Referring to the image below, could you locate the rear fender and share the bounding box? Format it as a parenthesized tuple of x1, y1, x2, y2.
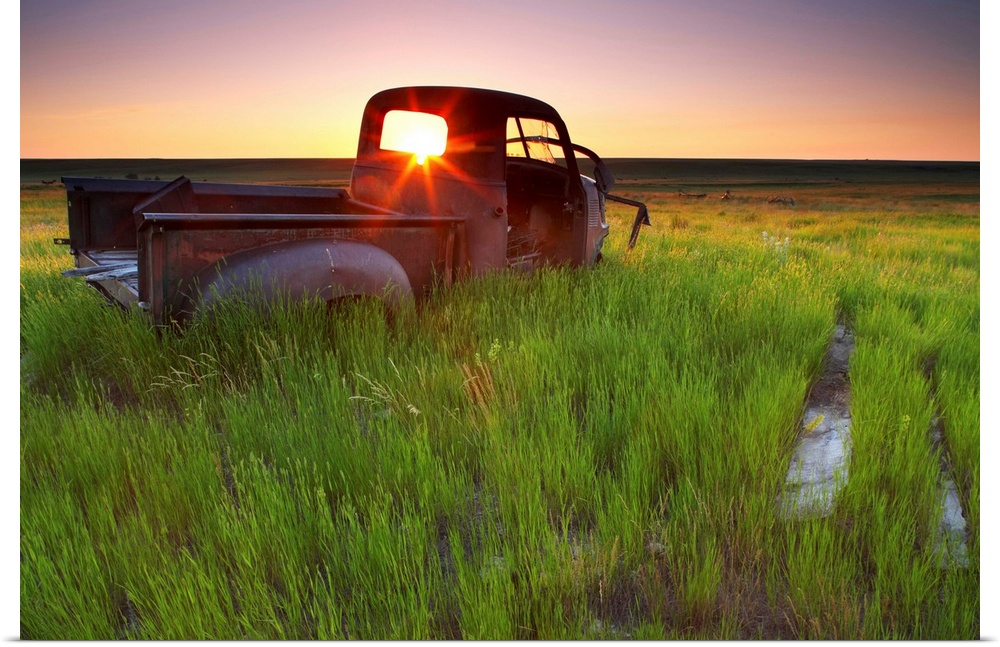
(190, 239, 413, 318)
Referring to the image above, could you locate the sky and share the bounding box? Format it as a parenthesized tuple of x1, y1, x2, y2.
(18, 0, 980, 161)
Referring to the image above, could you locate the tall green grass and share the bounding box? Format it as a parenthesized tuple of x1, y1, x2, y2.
(20, 180, 979, 639)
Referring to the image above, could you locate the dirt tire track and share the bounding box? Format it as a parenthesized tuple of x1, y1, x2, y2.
(778, 323, 854, 519)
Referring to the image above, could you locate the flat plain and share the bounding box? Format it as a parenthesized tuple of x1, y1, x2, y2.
(20, 158, 979, 639)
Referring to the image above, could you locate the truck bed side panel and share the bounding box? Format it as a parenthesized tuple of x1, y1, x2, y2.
(139, 213, 466, 323)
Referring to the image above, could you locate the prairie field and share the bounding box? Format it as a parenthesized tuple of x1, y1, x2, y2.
(19, 159, 979, 639)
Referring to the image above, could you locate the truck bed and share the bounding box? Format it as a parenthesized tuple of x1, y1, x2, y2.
(61, 176, 468, 321)
(61, 176, 364, 309)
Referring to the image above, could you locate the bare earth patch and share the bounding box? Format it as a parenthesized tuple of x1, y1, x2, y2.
(928, 415, 970, 568)
(778, 323, 854, 520)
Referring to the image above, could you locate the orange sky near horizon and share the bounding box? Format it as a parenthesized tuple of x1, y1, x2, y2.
(20, 0, 980, 161)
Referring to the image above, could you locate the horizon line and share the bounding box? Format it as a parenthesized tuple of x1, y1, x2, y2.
(20, 156, 982, 164)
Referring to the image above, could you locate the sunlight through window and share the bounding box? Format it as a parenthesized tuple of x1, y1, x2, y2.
(380, 110, 447, 165)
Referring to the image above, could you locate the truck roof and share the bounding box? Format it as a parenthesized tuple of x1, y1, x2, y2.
(363, 86, 563, 124)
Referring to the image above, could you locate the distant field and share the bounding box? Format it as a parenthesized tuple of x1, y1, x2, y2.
(20, 157, 980, 192)
(20, 160, 979, 639)
(20, 158, 359, 186)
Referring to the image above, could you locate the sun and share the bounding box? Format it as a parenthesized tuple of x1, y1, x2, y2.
(380, 110, 448, 165)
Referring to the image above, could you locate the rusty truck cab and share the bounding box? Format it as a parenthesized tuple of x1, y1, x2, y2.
(350, 86, 604, 275)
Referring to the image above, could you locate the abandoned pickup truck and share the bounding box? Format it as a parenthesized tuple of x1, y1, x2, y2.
(60, 86, 650, 325)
